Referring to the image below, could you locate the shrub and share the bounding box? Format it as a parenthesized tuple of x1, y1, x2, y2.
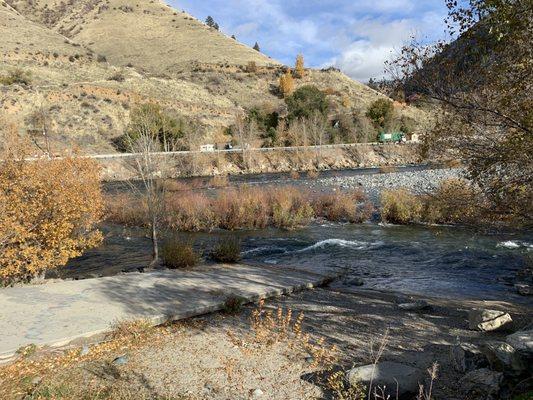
(161, 239, 199, 269)
(105, 193, 147, 226)
(211, 236, 241, 263)
(108, 71, 125, 82)
(0, 125, 103, 284)
(270, 188, 314, 229)
(279, 69, 295, 97)
(0, 69, 32, 86)
(295, 54, 305, 78)
(314, 190, 372, 223)
(380, 188, 423, 224)
(422, 178, 483, 224)
(96, 54, 107, 62)
(246, 61, 258, 73)
(165, 192, 217, 232)
(366, 98, 394, 131)
(213, 187, 270, 230)
(286, 85, 329, 120)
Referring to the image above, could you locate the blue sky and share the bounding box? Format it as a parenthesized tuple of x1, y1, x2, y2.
(169, 0, 449, 82)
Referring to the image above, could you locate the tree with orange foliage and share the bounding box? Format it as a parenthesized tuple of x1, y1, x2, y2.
(279, 69, 294, 97)
(0, 121, 104, 285)
(295, 54, 305, 78)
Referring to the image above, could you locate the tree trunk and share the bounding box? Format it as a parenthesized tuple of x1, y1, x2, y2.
(148, 216, 159, 269)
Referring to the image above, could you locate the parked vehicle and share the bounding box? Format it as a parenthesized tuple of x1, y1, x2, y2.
(378, 132, 405, 143)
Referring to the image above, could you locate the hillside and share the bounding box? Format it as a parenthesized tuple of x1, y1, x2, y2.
(1, 0, 429, 154)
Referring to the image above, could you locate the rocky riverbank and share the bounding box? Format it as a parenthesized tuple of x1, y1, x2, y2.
(309, 167, 464, 200)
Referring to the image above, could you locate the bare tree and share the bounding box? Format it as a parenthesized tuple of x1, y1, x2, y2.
(124, 110, 176, 269)
(306, 112, 329, 166)
(26, 102, 52, 156)
(233, 113, 259, 171)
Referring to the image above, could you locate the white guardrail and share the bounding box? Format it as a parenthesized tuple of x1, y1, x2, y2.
(79, 142, 416, 161)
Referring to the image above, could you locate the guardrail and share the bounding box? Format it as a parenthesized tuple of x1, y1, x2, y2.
(80, 141, 416, 160)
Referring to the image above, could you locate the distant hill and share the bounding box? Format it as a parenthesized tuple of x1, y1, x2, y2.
(1, 0, 429, 153)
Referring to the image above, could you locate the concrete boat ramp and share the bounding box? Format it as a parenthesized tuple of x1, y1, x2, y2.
(0, 263, 340, 363)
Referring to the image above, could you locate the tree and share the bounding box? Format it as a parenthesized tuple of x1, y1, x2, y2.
(0, 121, 103, 285)
(205, 16, 215, 28)
(119, 104, 188, 151)
(26, 103, 52, 155)
(295, 54, 305, 78)
(232, 113, 259, 170)
(366, 98, 394, 131)
(123, 107, 180, 268)
(286, 85, 328, 120)
(279, 69, 295, 97)
(388, 0, 533, 222)
(253, 42, 261, 52)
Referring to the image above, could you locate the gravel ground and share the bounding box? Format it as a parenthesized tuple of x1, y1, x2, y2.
(308, 168, 464, 201)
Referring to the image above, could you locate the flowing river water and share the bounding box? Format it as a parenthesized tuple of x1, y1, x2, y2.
(59, 166, 532, 305)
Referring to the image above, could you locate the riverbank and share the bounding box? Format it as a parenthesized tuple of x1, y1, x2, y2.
(1, 283, 531, 400)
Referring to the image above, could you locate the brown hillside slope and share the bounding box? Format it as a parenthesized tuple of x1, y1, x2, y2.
(2, 0, 429, 154)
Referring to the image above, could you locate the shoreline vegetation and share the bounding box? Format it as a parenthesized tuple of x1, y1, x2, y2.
(106, 177, 519, 233)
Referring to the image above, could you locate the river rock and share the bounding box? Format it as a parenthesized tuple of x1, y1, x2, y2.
(459, 368, 502, 398)
(481, 341, 526, 374)
(450, 342, 486, 373)
(346, 278, 364, 286)
(515, 284, 532, 296)
(506, 330, 533, 355)
(346, 361, 423, 397)
(468, 309, 512, 332)
(398, 300, 430, 312)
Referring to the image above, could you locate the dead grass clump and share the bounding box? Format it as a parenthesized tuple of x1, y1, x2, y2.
(160, 179, 190, 192)
(211, 236, 241, 263)
(250, 300, 337, 369)
(161, 238, 200, 269)
(270, 187, 314, 229)
(213, 187, 270, 230)
(381, 188, 424, 224)
(105, 193, 148, 226)
(165, 192, 217, 232)
(307, 169, 320, 179)
(0, 68, 32, 86)
(314, 190, 373, 223)
(209, 174, 229, 188)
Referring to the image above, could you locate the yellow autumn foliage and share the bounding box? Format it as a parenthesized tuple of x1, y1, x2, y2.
(279, 69, 294, 97)
(0, 125, 104, 284)
(295, 54, 305, 78)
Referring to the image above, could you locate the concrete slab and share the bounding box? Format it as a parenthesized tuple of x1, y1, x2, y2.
(0, 263, 337, 363)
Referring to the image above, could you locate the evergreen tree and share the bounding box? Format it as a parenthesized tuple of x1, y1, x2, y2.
(205, 16, 215, 28)
(253, 42, 260, 52)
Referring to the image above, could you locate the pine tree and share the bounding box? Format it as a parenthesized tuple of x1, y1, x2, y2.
(231, 35, 236, 40)
(295, 54, 305, 78)
(205, 16, 215, 28)
(253, 42, 260, 52)
(213, 23, 219, 31)
(279, 69, 294, 97)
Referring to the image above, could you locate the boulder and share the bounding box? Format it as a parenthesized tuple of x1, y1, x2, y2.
(450, 342, 487, 373)
(346, 361, 423, 397)
(398, 300, 430, 312)
(460, 368, 502, 398)
(506, 329, 533, 355)
(481, 341, 526, 374)
(468, 309, 512, 332)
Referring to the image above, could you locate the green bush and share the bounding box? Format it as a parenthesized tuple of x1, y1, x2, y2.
(161, 239, 200, 269)
(211, 236, 241, 263)
(286, 85, 329, 120)
(0, 69, 32, 86)
(366, 98, 394, 131)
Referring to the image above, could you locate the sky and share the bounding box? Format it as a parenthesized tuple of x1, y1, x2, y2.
(169, 0, 449, 82)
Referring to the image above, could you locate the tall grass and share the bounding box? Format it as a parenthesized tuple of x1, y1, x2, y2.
(106, 184, 374, 232)
(381, 188, 423, 224)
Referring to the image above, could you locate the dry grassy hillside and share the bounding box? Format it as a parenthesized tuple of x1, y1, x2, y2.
(1, 0, 429, 154)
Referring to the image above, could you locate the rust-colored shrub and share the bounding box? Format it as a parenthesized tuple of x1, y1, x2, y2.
(295, 54, 305, 78)
(380, 188, 423, 224)
(314, 190, 372, 223)
(0, 128, 104, 284)
(166, 192, 217, 232)
(270, 187, 314, 229)
(423, 178, 483, 224)
(161, 238, 199, 269)
(106, 193, 147, 226)
(213, 187, 270, 230)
